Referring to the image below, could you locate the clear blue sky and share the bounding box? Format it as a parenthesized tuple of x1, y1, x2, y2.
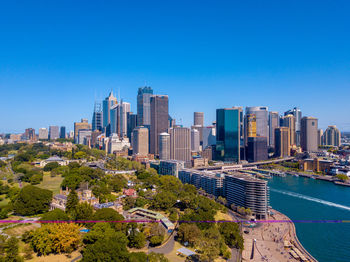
(1, 0, 349, 133)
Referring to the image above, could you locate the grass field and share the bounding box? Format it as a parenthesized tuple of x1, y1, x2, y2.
(215, 211, 233, 221)
(0, 195, 10, 207)
(27, 250, 82, 262)
(37, 175, 63, 195)
(4, 224, 40, 237)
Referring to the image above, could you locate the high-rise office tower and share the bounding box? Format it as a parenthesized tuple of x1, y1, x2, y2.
(246, 137, 268, 162)
(74, 119, 92, 142)
(275, 127, 291, 157)
(159, 132, 170, 160)
(132, 126, 149, 156)
(216, 107, 243, 162)
(110, 104, 118, 134)
(117, 101, 131, 137)
(102, 91, 117, 128)
(268, 111, 279, 148)
(38, 128, 49, 140)
(24, 128, 36, 141)
(285, 107, 302, 146)
(169, 127, 191, 162)
(150, 95, 169, 155)
(245, 107, 269, 139)
(49, 126, 60, 140)
(60, 126, 66, 139)
(318, 129, 324, 146)
(92, 102, 103, 131)
(300, 117, 318, 152)
(282, 114, 296, 146)
(323, 125, 341, 147)
(191, 128, 200, 152)
(127, 112, 138, 140)
(244, 113, 256, 147)
(194, 112, 204, 127)
(202, 126, 216, 150)
(137, 86, 153, 127)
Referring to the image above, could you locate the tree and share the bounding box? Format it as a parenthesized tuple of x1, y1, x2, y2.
(149, 235, 164, 246)
(74, 202, 94, 221)
(336, 174, 349, 181)
(74, 151, 87, 159)
(128, 231, 146, 249)
(177, 223, 202, 247)
(129, 252, 148, 262)
(13, 185, 52, 216)
(218, 222, 244, 250)
(66, 189, 78, 213)
(30, 223, 81, 255)
(41, 209, 69, 221)
(43, 162, 60, 171)
(4, 237, 23, 262)
(152, 191, 177, 210)
(91, 208, 125, 231)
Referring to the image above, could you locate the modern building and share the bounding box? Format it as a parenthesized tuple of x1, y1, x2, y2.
(282, 114, 296, 146)
(245, 106, 269, 140)
(49, 126, 60, 140)
(268, 111, 279, 148)
(300, 117, 318, 152)
(159, 132, 170, 160)
(285, 107, 302, 146)
(274, 127, 291, 157)
(102, 91, 117, 129)
(246, 137, 268, 162)
(191, 128, 200, 152)
(127, 112, 138, 140)
(159, 160, 185, 178)
(107, 133, 130, 154)
(118, 101, 131, 137)
(225, 173, 269, 219)
(137, 86, 153, 127)
(244, 113, 256, 148)
(60, 126, 66, 139)
(92, 102, 103, 131)
(194, 112, 204, 127)
(78, 129, 92, 145)
(24, 128, 36, 141)
(150, 95, 169, 155)
(132, 126, 149, 156)
(38, 128, 49, 140)
(318, 129, 324, 146)
(323, 125, 341, 147)
(215, 107, 243, 162)
(74, 119, 92, 143)
(169, 127, 191, 162)
(202, 125, 216, 150)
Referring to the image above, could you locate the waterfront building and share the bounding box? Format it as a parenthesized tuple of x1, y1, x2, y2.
(191, 128, 200, 152)
(268, 111, 279, 148)
(285, 107, 302, 146)
(216, 107, 243, 162)
(169, 127, 191, 162)
(282, 114, 296, 146)
(92, 102, 103, 131)
(102, 91, 117, 128)
(194, 112, 204, 127)
(300, 117, 318, 152)
(60, 126, 66, 139)
(159, 132, 170, 160)
(74, 119, 91, 143)
(224, 173, 269, 219)
(274, 127, 291, 157)
(159, 160, 185, 177)
(202, 125, 216, 150)
(137, 86, 153, 127)
(132, 126, 149, 156)
(39, 128, 49, 140)
(323, 125, 341, 147)
(150, 95, 169, 155)
(299, 158, 333, 173)
(49, 126, 60, 140)
(246, 136, 268, 162)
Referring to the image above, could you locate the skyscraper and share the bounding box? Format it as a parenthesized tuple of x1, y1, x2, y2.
(194, 112, 204, 126)
(246, 137, 268, 162)
(60, 126, 66, 139)
(24, 128, 36, 141)
(282, 114, 296, 146)
(137, 86, 153, 127)
(49, 126, 60, 140)
(323, 125, 341, 147)
(245, 107, 269, 139)
(191, 128, 200, 152)
(118, 101, 130, 137)
(132, 126, 149, 156)
(202, 126, 216, 150)
(169, 127, 191, 162)
(275, 127, 291, 157)
(268, 111, 279, 148)
(74, 119, 92, 143)
(92, 102, 103, 131)
(285, 107, 302, 146)
(159, 132, 170, 160)
(127, 112, 138, 140)
(38, 128, 49, 140)
(318, 129, 324, 146)
(102, 91, 117, 128)
(216, 107, 243, 162)
(244, 113, 256, 147)
(300, 117, 318, 152)
(150, 95, 169, 155)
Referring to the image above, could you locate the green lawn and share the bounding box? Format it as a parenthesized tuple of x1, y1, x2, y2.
(0, 194, 10, 207)
(37, 174, 63, 195)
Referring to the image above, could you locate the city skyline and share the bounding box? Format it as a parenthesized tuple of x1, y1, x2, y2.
(1, 1, 350, 133)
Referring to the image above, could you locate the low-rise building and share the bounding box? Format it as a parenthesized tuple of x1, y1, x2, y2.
(159, 160, 185, 178)
(299, 158, 333, 173)
(40, 156, 68, 167)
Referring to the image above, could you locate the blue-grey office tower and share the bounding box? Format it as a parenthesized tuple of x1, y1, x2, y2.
(215, 107, 243, 163)
(137, 86, 153, 127)
(284, 107, 302, 146)
(102, 91, 117, 129)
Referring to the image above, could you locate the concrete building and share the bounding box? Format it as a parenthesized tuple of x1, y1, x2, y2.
(132, 126, 149, 156)
(324, 125, 341, 147)
(38, 128, 49, 140)
(245, 106, 269, 141)
(299, 158, 333, 173)
(202, 125, 216, 150)
(107, 133, 130, 154)
(282, 114, 296, 146)
(74, 119, 91, 143)
(159, 132, 170, 160)
(137, 86, 153, 127)
(194, 112, 204, 127)
(102, 91, 117, 129)
(318, 129, 324, 146)
(24, 128, 36, 141)
(224, 173, 269, 219)
(49, 126, 60, 140)
(285, 107, 302, 146)
(159, 160, 185, 177)
(274, 127, 291, 157)
(78, 129, 92, 145)
(169, 127, 191, 162)
(268, 111, 279, 148)
(300, 117, 318, 152)
(191, 128, 200, 152)
(246, 137, 268, 162)
(150, 95, 169, 155)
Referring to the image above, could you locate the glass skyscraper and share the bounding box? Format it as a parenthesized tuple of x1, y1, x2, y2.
(215, 107, 243, 163)
(102, 91, 117, 129)
(137, 86, 153, 127)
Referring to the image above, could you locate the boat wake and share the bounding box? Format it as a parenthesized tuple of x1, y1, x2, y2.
(270, 188, 350, 212)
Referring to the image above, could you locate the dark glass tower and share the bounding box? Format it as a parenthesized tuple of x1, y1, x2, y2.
(137, 86, 153, 127)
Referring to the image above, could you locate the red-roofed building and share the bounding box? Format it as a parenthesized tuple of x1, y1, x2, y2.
(123, 188, 137, 198)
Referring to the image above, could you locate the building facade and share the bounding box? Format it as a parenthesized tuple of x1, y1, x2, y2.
(323, 125, 341, 147)
(102, 91, 117, 129)
(194, 112, 204, 127)
(159, 132, 170, 160)
(159, 160, 185, 178)
(300, 117, 318, 152)
(137, 86, 153, 127)
(246, 136, 268, 162)
(268, 111, 279, 148)
(274, 127, 291, 157)
(191, 128, 200, 152)
(39, 128, 49, 140)
(169, 127, 191, 162)
(74, 119, 92, 143)
(49, 126, 60, 140)
(132, 126, 149, 156)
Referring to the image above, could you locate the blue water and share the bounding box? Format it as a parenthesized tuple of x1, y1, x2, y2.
(268, 175, 350, 262)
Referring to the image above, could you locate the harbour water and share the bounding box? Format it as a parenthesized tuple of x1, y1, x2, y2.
(268, 175, 350, 262)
